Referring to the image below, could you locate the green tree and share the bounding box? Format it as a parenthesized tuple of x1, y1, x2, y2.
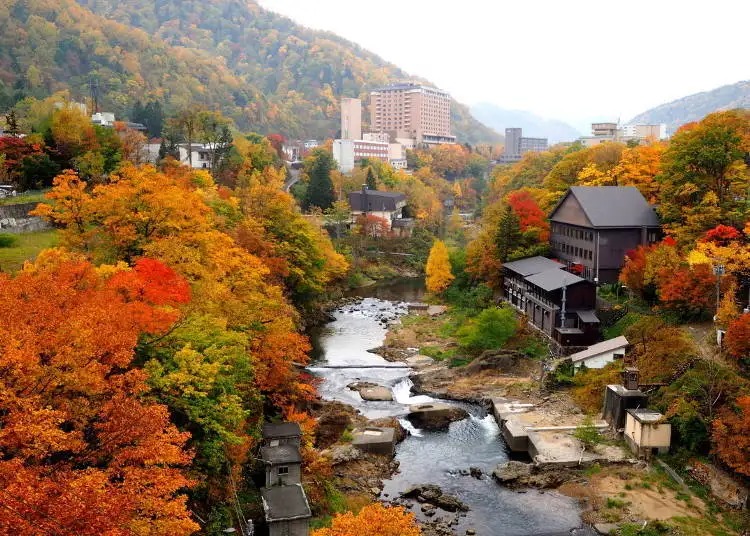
(304, 148, 335, 210)
(495, 205, 522, 262)
(458, 306, 517, 352)
(365, 166, 377, 190)
(324, 199, 351, 240)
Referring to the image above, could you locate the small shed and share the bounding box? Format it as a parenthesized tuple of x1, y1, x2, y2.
(570, 336, 628, 370)
(261, 484, 311, 536)
(624, 408, 671, 458)
(262, 422, 302, 448)
(260, 444, 302, 487)
(602, 384, 647, 431)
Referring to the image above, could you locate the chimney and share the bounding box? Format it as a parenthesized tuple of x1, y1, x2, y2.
(622, 367, 640, 391)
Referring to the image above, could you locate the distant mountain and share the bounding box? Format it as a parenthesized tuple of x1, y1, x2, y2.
(0, 0, 501, 143)
(470, 103, 582, 144)
(628, 80, 750, 134)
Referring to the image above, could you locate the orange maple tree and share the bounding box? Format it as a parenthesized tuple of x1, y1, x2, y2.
(312, 503, 421, 536)
(0, 251, 197, 535)
(725, 314, 750, 360)
(506, 188, 550, 241)
(712, 396, 750, 477)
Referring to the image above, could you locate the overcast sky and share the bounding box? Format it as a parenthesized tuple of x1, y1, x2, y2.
(259, 0, 748, 132)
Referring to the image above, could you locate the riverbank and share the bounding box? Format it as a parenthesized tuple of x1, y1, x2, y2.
(375, 304, 746, 536)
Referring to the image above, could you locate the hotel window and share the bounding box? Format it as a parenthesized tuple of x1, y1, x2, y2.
(278, 466, 289, 476)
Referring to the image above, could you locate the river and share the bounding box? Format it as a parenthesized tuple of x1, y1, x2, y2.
(309, 278, 585, 536)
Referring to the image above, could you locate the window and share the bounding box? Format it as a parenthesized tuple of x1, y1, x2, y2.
(270, 439, 280, 447)
(278, 466, 289, 475)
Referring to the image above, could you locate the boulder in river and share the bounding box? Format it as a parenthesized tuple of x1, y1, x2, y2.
(407, 402, 468, 430)
(492, 460, 533, 483)
(401, 484, 469, 512)
(348, 382, 393, 401)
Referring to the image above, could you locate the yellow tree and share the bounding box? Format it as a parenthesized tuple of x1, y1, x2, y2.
(312, 503, 420, 536)
(426, 239, 454, 293)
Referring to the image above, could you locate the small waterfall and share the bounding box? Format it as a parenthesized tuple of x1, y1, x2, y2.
(392, 378, 433, 405)
(469, 414, 501, 438)
(398, 417, 423, 438)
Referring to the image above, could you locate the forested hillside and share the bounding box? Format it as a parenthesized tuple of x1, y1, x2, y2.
(629, 79, 750, 134)
(0, 0, 500, 142)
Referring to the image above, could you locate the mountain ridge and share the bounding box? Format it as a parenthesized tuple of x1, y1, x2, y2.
(628, 80, 750, 134)
(470, 103, 581, 143)
(0, 0, 501, 143)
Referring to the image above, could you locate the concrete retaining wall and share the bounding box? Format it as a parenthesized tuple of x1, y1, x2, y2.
(0, 202, 50, 234)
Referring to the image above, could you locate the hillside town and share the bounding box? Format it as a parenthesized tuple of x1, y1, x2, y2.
(0, 2, 749, 536)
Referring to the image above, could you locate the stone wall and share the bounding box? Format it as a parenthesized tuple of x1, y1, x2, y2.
(0, 202, 50, 234)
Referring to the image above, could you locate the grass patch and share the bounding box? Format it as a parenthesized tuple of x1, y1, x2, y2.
(584, 463, 602, 477)
(0, 230, 58, 272)
(0, 190, 49, 206)
(605, 497, 629, 509)
(603, 311, 645, 339)
(419, 345, 457, 362)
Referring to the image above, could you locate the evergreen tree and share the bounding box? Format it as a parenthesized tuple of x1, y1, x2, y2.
(4, 110, 20, 137)
(144, 101, 164, 138)
(304, 149, 335, 210)
(495, 205, 522, 262)
(366, 166, 377, 190)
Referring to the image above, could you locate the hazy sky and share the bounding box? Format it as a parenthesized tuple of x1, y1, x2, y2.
(259, 0, 748, 131)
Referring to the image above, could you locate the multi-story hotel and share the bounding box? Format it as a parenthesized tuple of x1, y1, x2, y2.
(500, 127, 548, 163)
(340, 97, 362, 140)
(369, 83, 455, 146)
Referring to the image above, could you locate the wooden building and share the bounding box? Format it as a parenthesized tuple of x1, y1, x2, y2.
(549, 186, 661, 283)
(502, 256, 599, 346)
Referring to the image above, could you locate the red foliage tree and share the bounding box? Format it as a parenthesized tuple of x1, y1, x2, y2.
(506, 189, 550, 240)
(725, 313, 750, 360)
(702, 224, 742, 245)
(712, 396, 750, 477)
(657, 263, 716, 319)
(0, 253, 198, 535)
(357, 213, 390, 237)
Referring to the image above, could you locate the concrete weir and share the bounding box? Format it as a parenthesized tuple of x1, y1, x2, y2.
(491, 398, 619, 467)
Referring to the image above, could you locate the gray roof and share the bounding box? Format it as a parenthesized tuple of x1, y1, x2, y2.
(503, 256, 564, 277)
(261, 484, 312, 522)
(348, 190, 406, 212)
(570, 336, 628, 363)
(262, 422, 301, 439)
(627, 408, 664, 424)
(551, 186, 660, 228)
(575, 310, 601, 324)
(525, 268, 586, 292)
(260, 444, 302, 465)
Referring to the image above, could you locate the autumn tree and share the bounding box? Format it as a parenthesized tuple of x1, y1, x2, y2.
(725, 314, 750, 361)
(712, 396, 750, 477)
(0, 252, 197, 535)
(658, 110, 750, 246)
(657, 263, 716, 320)
(426, 239, 454, 293)
(312, 503, 420, 536)
(625, 317, 696, 383)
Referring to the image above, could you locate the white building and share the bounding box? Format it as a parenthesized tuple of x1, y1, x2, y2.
(341, 98, 362, 140)
(570, 336, 629, 371)
(91, 112, 116, 127)
(363, 132, 390, 143)
(624, 409, 671, 458)
(333, 139, 389, 173)
(178, 143, 214, 169)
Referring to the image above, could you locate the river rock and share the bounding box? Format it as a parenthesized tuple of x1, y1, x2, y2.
(401, 484, 469, 512)
(328, 444, 362, 465)
(492, 461, 533, 483)
(469, 466, 482, 479)
(407, 402, 468, 430)
(464, 349, 525, 375)
(593, 523, 619, 535)
(406, 354, 435, 369)
(348, 382, 393, 401)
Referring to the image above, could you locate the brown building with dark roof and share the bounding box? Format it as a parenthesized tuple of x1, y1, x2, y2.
(549, 186, 661, 284)
(502, 256, 599, 347)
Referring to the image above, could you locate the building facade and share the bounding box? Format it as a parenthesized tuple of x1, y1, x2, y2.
(333, 139, 389, 172)
(580, 122, 667, 147)
(549, 186, 661, 283)
(502, 256, 599, 347)
(341, 97, 362, 140)
(499, 127, 548, 163)
(370, 83, 455, 146)
(348, 188, 407, 230)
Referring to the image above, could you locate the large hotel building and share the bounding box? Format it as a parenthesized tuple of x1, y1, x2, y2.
(369, 83, 456, 146)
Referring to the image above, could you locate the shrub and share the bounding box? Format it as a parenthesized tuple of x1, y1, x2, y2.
(0, 234, 18, 248)
(574, 416, 602, 448)
(457, 306, 517, 353)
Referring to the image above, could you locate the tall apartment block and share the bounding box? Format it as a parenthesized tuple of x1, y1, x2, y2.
(369, 83, 456, 146)
(500, 127, 548, 163)
(340, 97, 362, 140)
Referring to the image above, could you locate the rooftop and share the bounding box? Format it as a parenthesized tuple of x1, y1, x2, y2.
(262, 422, 301, 439)
(627, 408, 665, 424)
(551, 186, 660, 228)
(348, 190, 406, 212)
(260, 444, 302, 465)
(503, 256, 564, 277)
(570, 336, 628, 363)
(525, 268, 586, 292)
(371, 82, 448, 95)
(261, 484, 311, 522)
